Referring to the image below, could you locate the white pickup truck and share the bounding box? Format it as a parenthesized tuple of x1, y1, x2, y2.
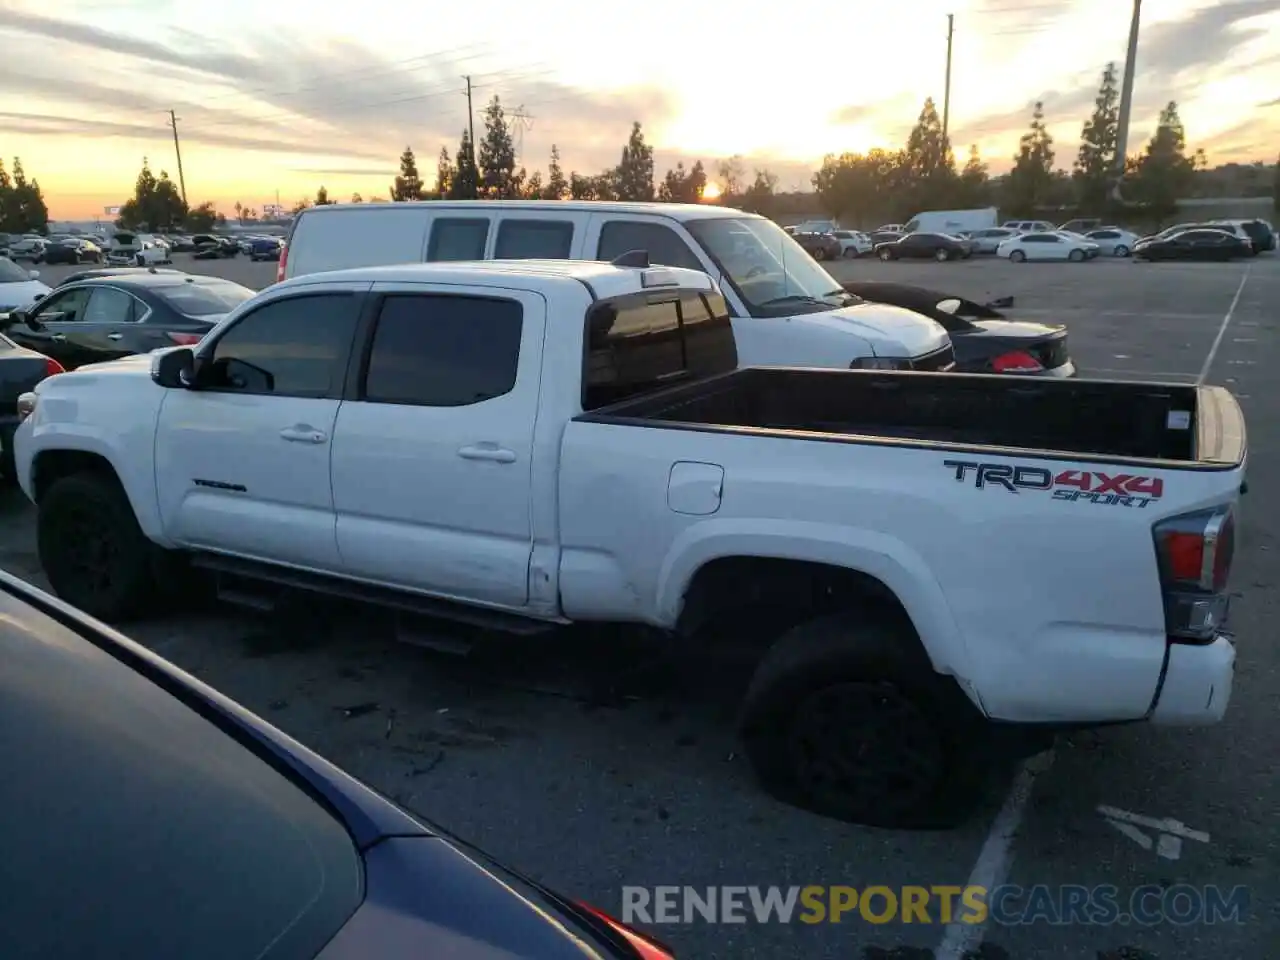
(13, 260, 1246, 827)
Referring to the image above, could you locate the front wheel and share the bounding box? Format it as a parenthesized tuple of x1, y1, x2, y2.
(934, 248, 950, 262)
(813, 248, 827, 261)
(1009, 249, 1027, 263)
(135, 254, 145, 267)
(1113, 245, 1130, 257)
(37, 472, 156, 621)
(878, 248, 893, 262)
(1068, 249, 1085, 262)
(739, 612, 989, 828)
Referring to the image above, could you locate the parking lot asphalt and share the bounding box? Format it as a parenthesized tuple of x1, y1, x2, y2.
(13, 251, 1280, 959)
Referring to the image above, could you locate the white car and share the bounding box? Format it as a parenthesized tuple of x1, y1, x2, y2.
(1083, 227, 1141, 257)
(1001, 219, 1056, 234)
(11, 258, 1245, 828)
(832, 229, 872, 258)
(997, 231, 1100, 262)
(0, 257, 51, 315)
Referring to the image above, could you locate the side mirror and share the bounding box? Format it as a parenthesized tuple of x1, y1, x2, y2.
(151, 347, 195, 388)
(28, 270, 39, 280)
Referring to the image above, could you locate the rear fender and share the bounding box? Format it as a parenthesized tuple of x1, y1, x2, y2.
(656, 518, 971, 678)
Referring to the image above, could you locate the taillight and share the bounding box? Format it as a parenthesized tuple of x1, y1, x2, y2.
(574, 902, 676, 958)
(990, 350, 1044, 374)
(1153, 507, 1235, 642)
(45, 356, 65, 376)
(276, 242, 288, 283)
(166, 332, 203, 345)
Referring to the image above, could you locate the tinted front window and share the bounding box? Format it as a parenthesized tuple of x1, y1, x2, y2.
(206, 293, 359, 397)
(363, 294, 522, 406)
(0, 257, 27, 283)
(494, 220, 573, 259)
(159, 280, 255, 316)
(583, 290, 737, 410)
(428, 218, 489, 261)
(33, 287, 92, 322)
(1, 590, 363, 960)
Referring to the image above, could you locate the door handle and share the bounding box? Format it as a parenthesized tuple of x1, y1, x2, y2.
(280, 426, 328, 444)
(50, 334, 66, 342)
(107, 333, 123, 341)
(458, 444, 516, 463)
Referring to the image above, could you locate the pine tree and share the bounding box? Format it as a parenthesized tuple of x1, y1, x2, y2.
(959, 145, 990, 205)
(436, 147, 453, 199)
(315, 186, 330, 205)
(1131, 102, 1198, 220)
(392, 146, 423, 201)
(1073, 63, 1120, 212)
(1003, 102, 1056, 216)
(450, 130, 478, 200)
(544, 144, 567, 200)
(478, 96, 519, 199)
(523, 171, 543, 199)
(614, 122, 654, 201)
(903, 98, 955, 208)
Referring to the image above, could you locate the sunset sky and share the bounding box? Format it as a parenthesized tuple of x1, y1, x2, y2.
(2, 0, 1277, 220)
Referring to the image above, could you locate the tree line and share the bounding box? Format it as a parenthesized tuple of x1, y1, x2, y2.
(0, 158, 50, 235)
(813, 63, 1274, 226)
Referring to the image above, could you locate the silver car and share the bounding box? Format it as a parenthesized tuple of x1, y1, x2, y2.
(1083, 227, 1141, 257)
(967, 227, 1020, 254)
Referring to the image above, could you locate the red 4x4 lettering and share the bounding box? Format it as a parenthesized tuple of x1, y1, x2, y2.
(1092, 473, 1134, 495)
(1054, 470, 1091, 490)
(1125, 476, 1163, 498)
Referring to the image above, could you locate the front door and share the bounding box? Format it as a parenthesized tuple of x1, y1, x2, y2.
(330, 284, 543, 609)
(154, 287, 366, 572)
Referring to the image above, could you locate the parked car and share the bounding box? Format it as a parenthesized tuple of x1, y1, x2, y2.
(1059, 218, 1103, 234)
(7, 237, 47, 262)
(875, 232, 971, 261)
(1000, 220, 1056, 233)
(1210, 219, 1272, 254)
(53, 265, 185, 287)
(2, 273, 255, 370)
(841, 281, 1076, 377)
(1134, 229, 1252, 261)
(902, 207, 998, 235)
(0, 256, 51, 313)
(0, 567, 677, 960)
(831, 229, 872, 258)
(248, 236, 285, 261)
(107, 231, 171, 266)
(965, 227, 1021, 254)
(997, 231, 1098, 262)
(1082, 227, 1140, 257)
(792, 230, 842, 261)
(41, 237, 104, 265)
(281, 200, 953, 373)
(0, 334, 62, 480)
(192, 236, 240, 259)
(874, 223, 906, 234)
(14, 259, 1244, 827)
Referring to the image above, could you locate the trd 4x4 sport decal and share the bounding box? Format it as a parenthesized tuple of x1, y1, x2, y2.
(943, 460, 1164, 508)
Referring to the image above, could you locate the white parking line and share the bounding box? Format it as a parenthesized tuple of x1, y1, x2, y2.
(1199, 268, 1252, 384)
(934, 750, 1055, 960)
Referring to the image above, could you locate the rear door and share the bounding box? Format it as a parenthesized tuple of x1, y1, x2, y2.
(330, 283, 545, 608)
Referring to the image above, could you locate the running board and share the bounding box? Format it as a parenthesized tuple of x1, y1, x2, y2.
(190, 552, 557, 637)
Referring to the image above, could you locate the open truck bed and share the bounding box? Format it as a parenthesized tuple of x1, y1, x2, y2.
(578, 366, 1245, 469)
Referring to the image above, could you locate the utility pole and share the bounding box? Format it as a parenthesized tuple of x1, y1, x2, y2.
(942, 14, 955, 147)
(167, 109, 188, 206)
(1112, 0, 1143, 202)
(462, 75, 477, 199)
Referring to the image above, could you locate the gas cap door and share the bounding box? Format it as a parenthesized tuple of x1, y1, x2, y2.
(667, 461, 725, 516)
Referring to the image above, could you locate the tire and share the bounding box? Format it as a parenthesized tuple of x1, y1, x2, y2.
(1113, 245, 1129, 257)
(1068, 249, 1085, 262)
(934, 248, 949, 262)
(37, 472, 156, 622)
(813, 248, 827, 261)
(878, 248, 893, 262)
(739, 611, 990, 828)
(1009, 249, 1026, 263)
(135, 254, 145, 267)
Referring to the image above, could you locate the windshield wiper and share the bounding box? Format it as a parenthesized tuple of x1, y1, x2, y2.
(757, 294, 833, 308)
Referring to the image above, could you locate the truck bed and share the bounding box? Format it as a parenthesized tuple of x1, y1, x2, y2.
(578, 367, 1245, 468)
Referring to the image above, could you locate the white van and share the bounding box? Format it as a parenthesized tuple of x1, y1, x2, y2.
(904, 208, 998, 235)
(279, 201, 953, 371)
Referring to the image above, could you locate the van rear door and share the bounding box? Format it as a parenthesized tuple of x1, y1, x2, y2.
(285, 206, 430, 279)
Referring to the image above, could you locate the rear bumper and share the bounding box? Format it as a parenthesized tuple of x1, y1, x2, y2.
(1040, 360, 1077, 378)
(1149, 636, 1235, 725)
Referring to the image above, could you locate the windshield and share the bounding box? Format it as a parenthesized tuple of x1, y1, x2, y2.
(158, 280, 255, 316)
(0, 257, 31, 283)
(685, 217, 850, 317)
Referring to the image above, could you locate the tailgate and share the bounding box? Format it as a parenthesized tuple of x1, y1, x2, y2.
(1194, 385, 1246, 467)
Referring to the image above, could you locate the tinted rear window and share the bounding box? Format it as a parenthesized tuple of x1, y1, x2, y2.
(428, 218, 489, 261)
(583, 290, 737, 410)
(0, 590, 363, 960)
(158, 280, 255, 316)
(494, 220, 573, 259)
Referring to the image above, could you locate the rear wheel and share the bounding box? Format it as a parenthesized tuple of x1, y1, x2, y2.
(1068, 249, 1085, 262)
(813, 247, 827, 261)
(1113, 245, 1130, 257)
(1010, 249, 1027, 263)
(878, 248, 893, 262)
(37, 472, 156, 621)
(740, 612, 990, 828)
(934, 248, 950, 262)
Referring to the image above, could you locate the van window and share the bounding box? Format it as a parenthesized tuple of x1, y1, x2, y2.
(904, 219, 920, 232)
(582, 290, 737, 410)
(494, 220, 573, 259)
(428, 219, 489, 261)
(596, 221, 703, 270)
(363, 294, 522, 406)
